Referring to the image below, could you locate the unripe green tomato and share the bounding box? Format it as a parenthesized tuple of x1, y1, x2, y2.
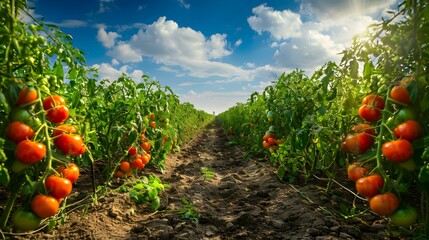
(386, 117, 401, 129)
(389, 206, 418, 227)
(12, 209, 42, 232)
(28, 117, 42, 130)
(397, 108, 417, 122)
(398, 159, 417, 172)
(11, 109, 32, 123)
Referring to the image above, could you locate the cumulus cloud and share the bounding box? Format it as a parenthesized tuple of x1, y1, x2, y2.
(56, 20, 88, 28)
(107, 42, 142, 62)
(97, 28, 121, 48)
(248, 4, 303, 40)
(234, 39, 243, 47)
(92, 63, 144, 82)
(178, 0, 190, 9)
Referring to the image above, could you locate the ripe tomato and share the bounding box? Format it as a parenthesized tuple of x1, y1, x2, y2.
(361, 94, 385, 110)
(263, 133, 274, 141)
(46, 105, 69, 124)
(42, 95, 66, 110)
(149, 112, 156, 120)
(140, 154, 150, 164)
(113, 170, 125, 177)
(262, 141, 271, 148)
(343, 133, 373, 154)
(347, 163, 368, 182)
(351, 123, 375, 137)
(355, 174, 384, 198)
(45, 175, 73, 198)
(382, 139, 413, 163)
(12, 209, 41, 232)
(390, 85, 411, 104)
(369, 193, 399, 216)
(267, 137, 276, 145)
(6, 121, 35, 144)
(141, 141, 151, 151)
(58, 163, 80, 183)
(128, 146, 137, 155)
(54, 134, 85, 156)
(119, 161, 131, 172)
(132, 158, 145, 169)
(358, 105, 382, 122)
(31, 194, 60, 218)
(16, 86, 38, 105)
(389, 206, 418, 227)
(393, 120, 423, 142)
(149, 121, 156, 129)
(15, 140, 46, 164)
(53, 124, 77, 137)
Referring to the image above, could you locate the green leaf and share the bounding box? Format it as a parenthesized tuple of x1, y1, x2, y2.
(0, 165, 10, 185)
(277, 166, 285, 180)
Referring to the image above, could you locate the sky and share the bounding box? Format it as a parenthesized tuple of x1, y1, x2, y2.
(28, 0, 400, 114)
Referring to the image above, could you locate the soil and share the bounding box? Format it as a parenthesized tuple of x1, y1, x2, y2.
(5, 121, 401, 240)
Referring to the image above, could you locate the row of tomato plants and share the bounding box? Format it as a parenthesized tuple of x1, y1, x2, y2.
(0, 0, 214, 233)
(218, 0, 429, 237)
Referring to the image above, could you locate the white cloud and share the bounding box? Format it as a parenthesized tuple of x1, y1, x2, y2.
(56, 20, 88, 28)
(178, 0, 190, 9)
(111, 58, 119, 65)
(107, 42, 142, 62)
(92, 63, 145, 83)
(235, 39, 243, 47)
(248, 4, 303, 40)
(98, 0, 114, 13)
(97, 28, 121, 48)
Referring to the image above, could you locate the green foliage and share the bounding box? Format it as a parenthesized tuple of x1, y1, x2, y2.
(200, 167, 216, 181)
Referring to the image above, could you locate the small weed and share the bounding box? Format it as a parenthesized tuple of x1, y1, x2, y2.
(200, 167, 216, 181)
(178, 198, 200, 223)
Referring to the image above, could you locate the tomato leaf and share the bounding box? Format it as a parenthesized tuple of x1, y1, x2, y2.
(0, 165, 10, 185)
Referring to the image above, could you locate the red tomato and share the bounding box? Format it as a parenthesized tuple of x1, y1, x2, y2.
(393, 120, 423, 142)
(16, 86, 38, 105)
(30, 194, 60, 218)
(140, 154, 150, 164)
(351, 123, 375, 137)
(140, 141, 151, 151)
(382, 139, 413, 163)
(6, 121, 35, 144)
(42, 95, 66, 110)
(53, 124, 77, 137)
(58, 163, 80, 183)
(362, 94, 385, 110)
(119, 161, 131, 172)
(45, 175, 73, 198)
(355, 174, 384, 198)
(149, 121, 156, 129)
(15, 140, 46, 164)
(54, 134, 86, 156)
(343, 133, 373, 154)
(46, 105, 69, 124)
(347, 163, 369, 182)
(370, 193, 399, 216)
(113, 170, 125, 178)
(390, 85, 411, 104)
(263, 133, 273, 141)
(132, 158, 145, 169)
(358, 105, 382, 122)
(128, 146, 137, 155)
(262, 141, 271, 148)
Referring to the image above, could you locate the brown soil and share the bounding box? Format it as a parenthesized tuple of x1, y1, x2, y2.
(6, 121, 399, 240)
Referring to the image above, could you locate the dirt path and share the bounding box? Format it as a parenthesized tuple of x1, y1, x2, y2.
(9, 121, 390, 240)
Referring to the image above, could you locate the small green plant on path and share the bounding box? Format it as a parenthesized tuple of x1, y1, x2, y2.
(200, 167, 216, 181)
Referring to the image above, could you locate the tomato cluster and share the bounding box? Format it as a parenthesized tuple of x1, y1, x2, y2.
(261, 126, 284, 152)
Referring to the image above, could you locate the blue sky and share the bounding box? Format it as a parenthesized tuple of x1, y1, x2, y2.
(29, 0, 400, 114)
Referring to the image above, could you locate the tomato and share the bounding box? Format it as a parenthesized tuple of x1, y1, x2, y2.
(162, 118, 170, 125)
(358, 105, 382, 122)
(355, 174, 384, 198)
(140, 154, 150, 164)
(347, 163, 368, 182)
(149, 121, 156, 129)
(351, 123, 375, 137)
(58, 163, 80, 183)
(45, 175, 73, 198)
(54, 134, 85, 156)
(343, 133, 373, 154)
(15, 140, 46, 164)
(6, 121, 35, 144)
(369, 193, 399, 216)
(120, 161, 131, 172)
(389, 206, 418, 227)
(390, 85, 411, 104)
(113, 170, 125, 178)
(16, 86, 38, 105)
(382, 139, 413, 163)
(128, 146, 137, 155)
(397, 107, 417, 121)
(393, 120, 423, 142)
(267, 137, 276, 145)
(53, 124, 77, 137)
(42, 95, 66, 110)
(267, 111, 274, 122)
(361, 94, 385, 110)
(11, 109, 32, 123)
(141, 141, 151, 151)
(263, 133, 274, 141)
(262, 141, 271, 148)
(132, 158, 145, 169)
(31, 194, 60, 218)
(12, 209, 41, 232)
(46, 105, 69, 124)
(149, 112, 156, 120)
